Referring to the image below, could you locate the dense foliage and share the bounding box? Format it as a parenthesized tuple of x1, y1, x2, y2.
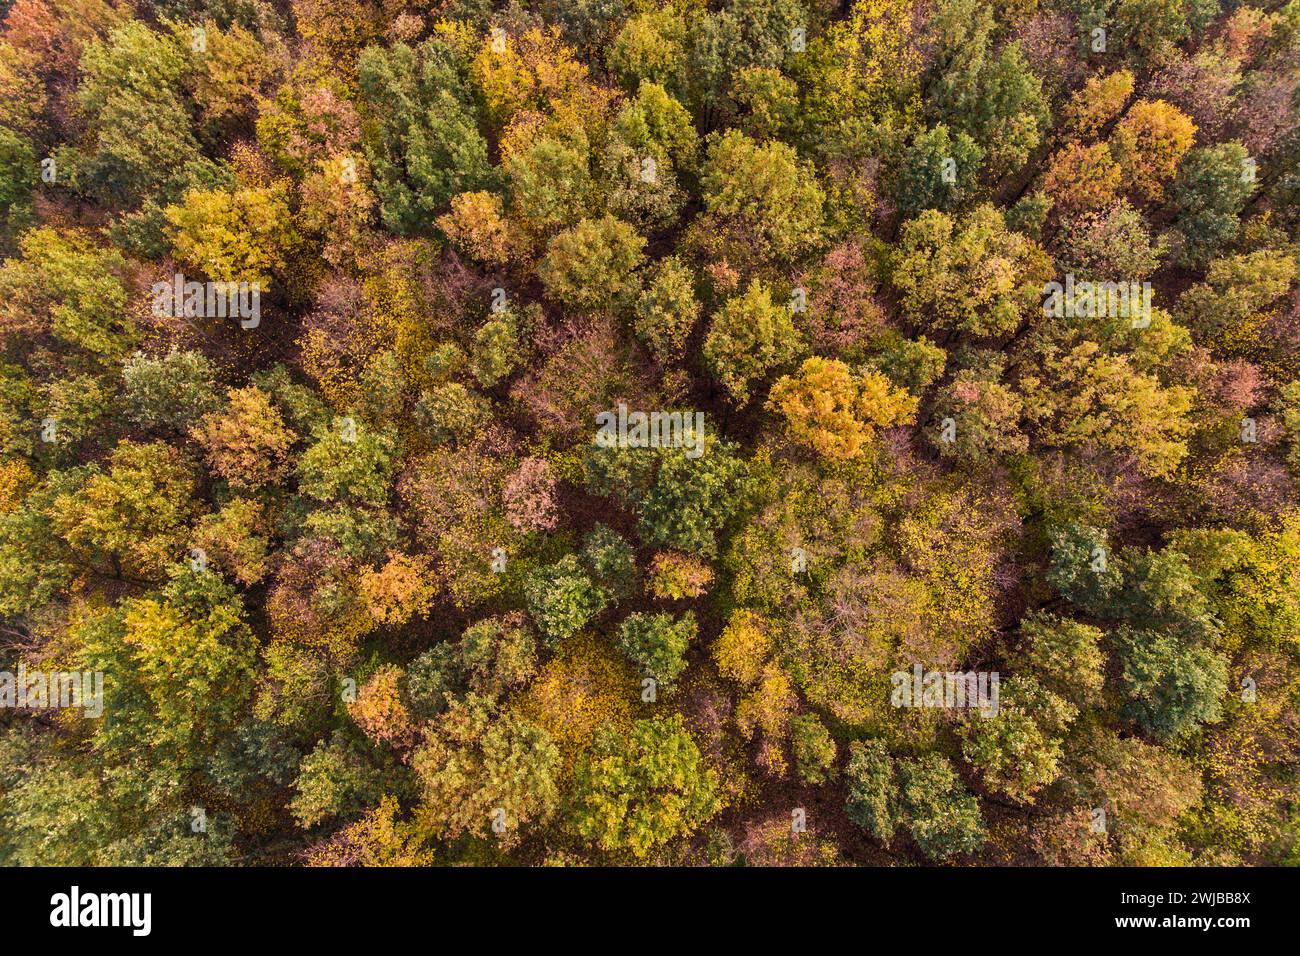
(1, 0, 1298, 867)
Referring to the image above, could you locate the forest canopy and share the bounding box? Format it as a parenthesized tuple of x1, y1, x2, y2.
(1, 0, 1299, 868)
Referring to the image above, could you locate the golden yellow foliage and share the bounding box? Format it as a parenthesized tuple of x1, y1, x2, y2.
(1041, 143, 1122, 215)
(1061, 70, 1135, 140)
(767, 357, 916, 460)
(436, 191, 517, 265)
(359, 552, 437, 627)
(165, 183, 297, 289)
(647, 551, 714, 600)
(1110, 99, 1196, 204)
(358, 239, 441, 388)
(713, 610, 772, 687)
(470, 26, 589, 129)
(0, 459, 34, 513)
(514, 631, 636, 776)
(305, 795, 434, 866)
(734, 663, 796, 776)
(190, 386, 294, 491)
